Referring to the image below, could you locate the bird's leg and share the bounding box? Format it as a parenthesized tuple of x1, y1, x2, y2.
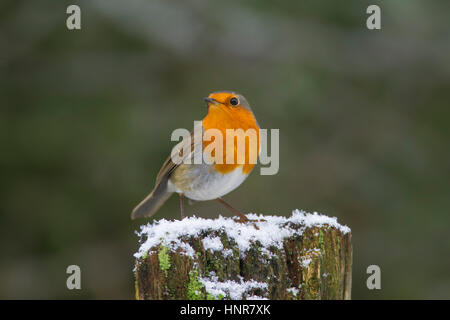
(180, 193, 185, 220)
(215, 198, 249, 223)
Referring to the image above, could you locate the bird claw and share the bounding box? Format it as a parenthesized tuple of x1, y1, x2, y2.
(233, 217, 266, 230)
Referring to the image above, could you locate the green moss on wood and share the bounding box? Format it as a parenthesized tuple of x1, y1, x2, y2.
(158, 246, 171, 277)
(187, 269, 205, 300)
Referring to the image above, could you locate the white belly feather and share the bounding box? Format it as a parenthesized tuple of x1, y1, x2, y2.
(167, 164, 248, 201)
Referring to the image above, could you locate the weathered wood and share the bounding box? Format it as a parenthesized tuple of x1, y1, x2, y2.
(134, 211, 352, 300)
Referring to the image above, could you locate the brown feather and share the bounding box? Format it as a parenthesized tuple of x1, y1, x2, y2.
(131, 126, 202, 219)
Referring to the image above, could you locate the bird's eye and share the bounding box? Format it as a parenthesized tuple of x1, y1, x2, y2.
(229, 97, 239, 106)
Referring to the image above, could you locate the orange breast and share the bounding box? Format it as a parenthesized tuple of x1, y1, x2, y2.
(202, 105, 260, 175)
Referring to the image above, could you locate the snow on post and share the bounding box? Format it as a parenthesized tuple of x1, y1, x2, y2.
(133, 209, 352, 300)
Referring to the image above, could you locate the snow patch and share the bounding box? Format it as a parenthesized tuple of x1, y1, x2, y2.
(200, 274, 268, 300)
(222, 249, 233, 258)
(245, 295, 269, 300)
(287, 287, 299, 296)
(202, 236, 224, 252)
(134, 209, 350, 259)
(301, 257, 312, 268)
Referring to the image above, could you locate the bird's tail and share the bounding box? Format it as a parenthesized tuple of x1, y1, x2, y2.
(131, 180, 173, 220)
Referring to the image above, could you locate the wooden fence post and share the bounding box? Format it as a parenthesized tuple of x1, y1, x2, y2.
(134, 210, 352, 300)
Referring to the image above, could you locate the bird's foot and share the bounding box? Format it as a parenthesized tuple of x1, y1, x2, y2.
(233, 216, 266, 230)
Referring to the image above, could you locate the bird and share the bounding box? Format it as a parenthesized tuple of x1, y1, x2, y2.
(131, 91, 260, 222)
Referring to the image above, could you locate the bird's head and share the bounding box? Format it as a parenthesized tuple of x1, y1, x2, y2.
(203, 91, 252, 113)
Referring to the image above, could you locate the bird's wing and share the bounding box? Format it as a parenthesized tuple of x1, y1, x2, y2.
(130, 123, 203, 220)
(154, 122, 203, 187)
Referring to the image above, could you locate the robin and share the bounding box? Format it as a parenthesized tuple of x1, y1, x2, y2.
(131, 91, 260, 222)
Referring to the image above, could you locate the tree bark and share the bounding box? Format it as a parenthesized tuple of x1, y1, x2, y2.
(134, 214, 352, 300)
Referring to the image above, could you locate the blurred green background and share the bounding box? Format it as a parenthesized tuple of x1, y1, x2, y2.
(1, 0, 449, 299)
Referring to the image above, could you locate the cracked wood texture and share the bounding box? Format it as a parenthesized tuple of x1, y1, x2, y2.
(134, 220, 352, 300)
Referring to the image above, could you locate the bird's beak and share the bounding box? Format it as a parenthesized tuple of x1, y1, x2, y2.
(203, 97, 219, 106)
